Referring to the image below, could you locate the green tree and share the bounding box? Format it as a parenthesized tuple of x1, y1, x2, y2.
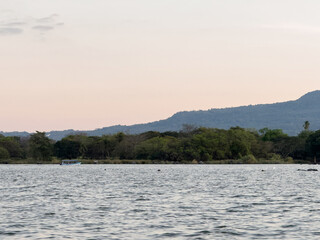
(259, 128, 288, 142)
(84, 136, 106, 159)
(66, 134, 90, 158)
(114, 134, 146, 159)
(273, 136, 302, 158)
(303, 121, 310, 131)
(101, 135, 117, 158)
(306, 130, 320, 163)
(29, 131, 53, 161)
(0, 137, 23, 158)
(134, 136, 175, 160)
(0, 146, 10, 159)
(228, 127, 257, 159)
(54, 138, 81, 159)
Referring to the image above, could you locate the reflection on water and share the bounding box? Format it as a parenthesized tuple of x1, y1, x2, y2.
(1, 164, 320, 239)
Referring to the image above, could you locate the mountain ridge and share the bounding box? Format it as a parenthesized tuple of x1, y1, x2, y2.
(1, 90, 320, 140)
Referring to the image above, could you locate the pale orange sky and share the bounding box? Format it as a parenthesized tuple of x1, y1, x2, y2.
(1, 0, 320, 132)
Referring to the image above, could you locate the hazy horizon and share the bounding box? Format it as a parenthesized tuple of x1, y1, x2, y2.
(1, 0, 320, 132)
(1, 90, 317, 133)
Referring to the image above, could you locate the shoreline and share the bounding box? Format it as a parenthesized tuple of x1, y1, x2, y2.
(0, 159, 310, 165)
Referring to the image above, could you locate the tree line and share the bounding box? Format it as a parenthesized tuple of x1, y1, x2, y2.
(1, 123, 320, 163)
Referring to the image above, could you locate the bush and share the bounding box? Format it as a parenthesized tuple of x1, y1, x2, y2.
(270, 153, 282, 161)
(285, 156, 294, 163)
(241, 154, 257, 164)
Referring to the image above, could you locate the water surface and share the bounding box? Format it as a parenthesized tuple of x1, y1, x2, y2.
(1, 164, 320, 239)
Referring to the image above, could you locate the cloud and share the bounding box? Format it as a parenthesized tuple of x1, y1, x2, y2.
(0, 27, 23, 35)
(36, 14, 59, 23)
(2, 21, 26, 27)
(0, 13, 63, 37)
(31, 14, 63, 34)
(32, 25, 54, 32)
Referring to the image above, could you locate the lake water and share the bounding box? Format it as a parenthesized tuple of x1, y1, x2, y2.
(1, 164, 320, 239)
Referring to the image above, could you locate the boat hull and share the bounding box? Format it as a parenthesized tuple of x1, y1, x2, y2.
(60, 160, 81, 165)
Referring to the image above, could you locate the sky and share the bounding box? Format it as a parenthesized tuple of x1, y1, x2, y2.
(1, 0, 320, 132)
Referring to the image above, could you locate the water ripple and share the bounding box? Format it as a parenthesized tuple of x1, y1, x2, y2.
(1, 164, 320, 239)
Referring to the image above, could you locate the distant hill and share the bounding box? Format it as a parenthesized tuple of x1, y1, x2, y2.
(2, 90, 320, 140)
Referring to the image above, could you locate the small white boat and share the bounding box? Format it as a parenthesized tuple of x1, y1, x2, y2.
(60, 159, 81, 165)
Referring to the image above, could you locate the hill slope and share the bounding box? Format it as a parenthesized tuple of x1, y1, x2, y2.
(2, 90, 320, 140)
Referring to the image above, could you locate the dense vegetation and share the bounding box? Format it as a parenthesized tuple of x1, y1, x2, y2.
(1, 122, 320, 164)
